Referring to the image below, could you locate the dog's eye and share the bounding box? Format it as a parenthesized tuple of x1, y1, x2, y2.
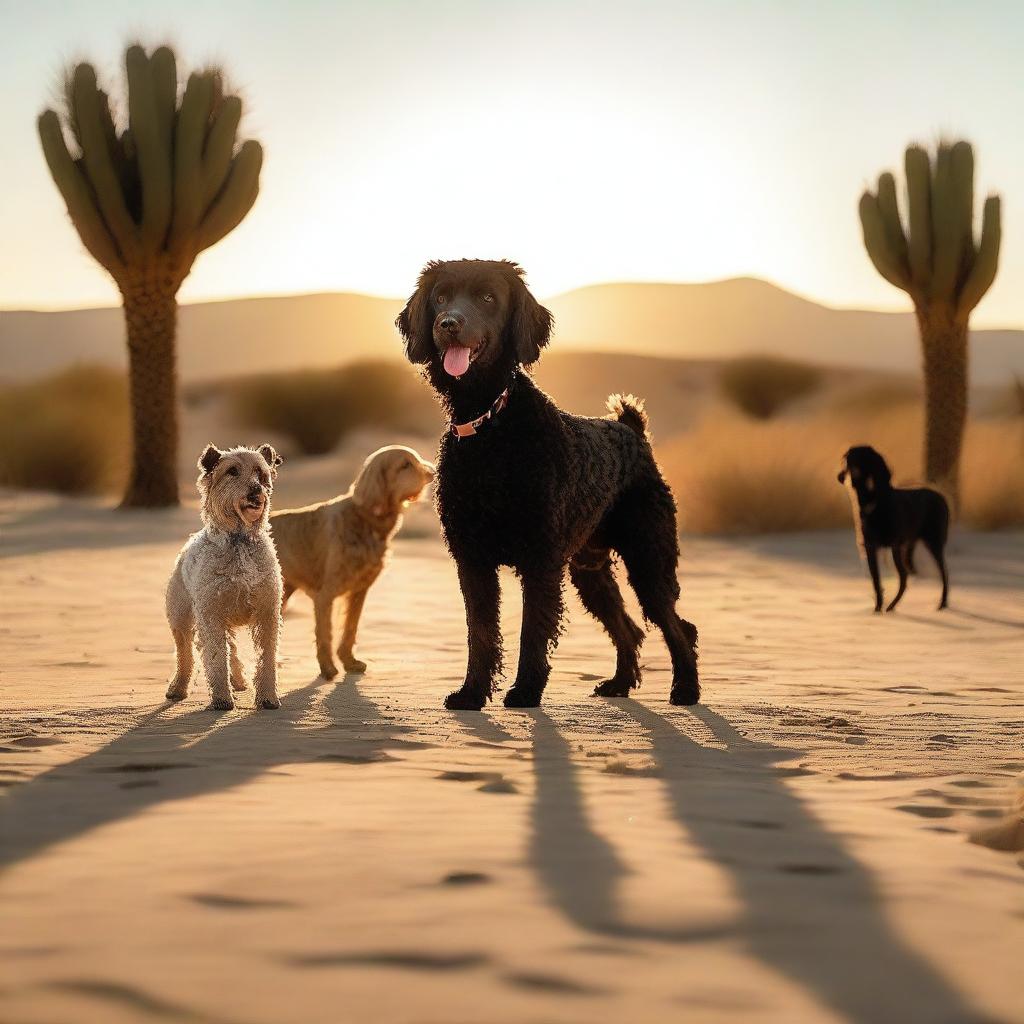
(436, 294, 447, 305)
(226, 466, 239, 477)
(481, 293, 494, 303)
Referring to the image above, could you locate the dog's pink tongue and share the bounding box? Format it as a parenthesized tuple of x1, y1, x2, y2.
(443, 345, 472, 378)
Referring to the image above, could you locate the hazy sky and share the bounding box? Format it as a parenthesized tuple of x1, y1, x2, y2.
(2, 0, 1023, 323)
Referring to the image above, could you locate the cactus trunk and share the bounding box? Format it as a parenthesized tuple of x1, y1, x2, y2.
(918, 313, 968, 504)
(858, 141, 1001, 509)
(38, 45, 263, 509)
(121, 285, 179, 507)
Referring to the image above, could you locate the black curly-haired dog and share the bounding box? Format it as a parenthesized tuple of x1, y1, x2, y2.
(838, 445, 950, 613)
(397, 259, 699, 710)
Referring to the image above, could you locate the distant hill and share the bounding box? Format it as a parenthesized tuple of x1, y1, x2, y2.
(2, 277, 1021, 385)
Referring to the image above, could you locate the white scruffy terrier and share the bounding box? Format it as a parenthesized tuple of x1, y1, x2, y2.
(165, 443, 284, 710)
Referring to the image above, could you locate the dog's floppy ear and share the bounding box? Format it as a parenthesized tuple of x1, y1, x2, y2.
(396, 265, 437, 365)
(352, 450, 393, 517)
(256, 443, 283, 474)
(199, 444, 223, 474)
(508, 273, 553, 366)
(837, 468, 847, 484)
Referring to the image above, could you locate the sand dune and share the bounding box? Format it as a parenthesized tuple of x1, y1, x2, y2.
(4, 278, 1023, 385)
(1, 487, 1022, 1023)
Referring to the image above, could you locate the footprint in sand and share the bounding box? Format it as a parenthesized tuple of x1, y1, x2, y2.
(189, 893, 298, 910)
(778, 863, 844, 876)
(95, 762, 195, 773)
(438, 769, 519, 794)
(287, 950, 487, 971)
(11, 735, 64, 747)
(503, 971, 610, 996)
(441, 871, 491, 886)
(316, 752, 395, 764)
(895, 804, 955, 819)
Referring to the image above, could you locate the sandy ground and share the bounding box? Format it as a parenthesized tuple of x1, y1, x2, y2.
(1, 488, 1022, 1024)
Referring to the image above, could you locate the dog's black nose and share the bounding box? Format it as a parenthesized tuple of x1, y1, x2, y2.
(439, 315, 461, 334)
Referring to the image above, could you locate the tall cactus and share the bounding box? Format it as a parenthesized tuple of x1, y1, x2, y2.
(38, 44, 263, 507)
(859, 141, 1000, 503)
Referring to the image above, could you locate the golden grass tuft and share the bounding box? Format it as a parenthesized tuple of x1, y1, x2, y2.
(718, 356, 822, 419)
(227, 359, 439, 455)
(0, 366, 129, 495)
(660, 406, 1024, 535)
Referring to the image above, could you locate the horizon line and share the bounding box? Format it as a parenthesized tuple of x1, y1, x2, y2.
(2, 274, 1018, 331)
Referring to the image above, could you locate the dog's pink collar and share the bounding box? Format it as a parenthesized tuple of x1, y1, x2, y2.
(451, 385, 511, 439)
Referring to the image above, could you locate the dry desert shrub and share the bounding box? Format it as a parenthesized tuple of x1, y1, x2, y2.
(229, 359, 439, 455)
(718, 355, 822, 419)
(660, 405, 1023, 535)
(0, 366, 129, 494)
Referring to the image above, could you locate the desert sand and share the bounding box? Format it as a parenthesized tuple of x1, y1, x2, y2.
(1, 485, 1022, 1024)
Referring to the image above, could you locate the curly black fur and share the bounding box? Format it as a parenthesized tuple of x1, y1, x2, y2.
(397, 259, 699, 709)
(838, 445, 950, 612)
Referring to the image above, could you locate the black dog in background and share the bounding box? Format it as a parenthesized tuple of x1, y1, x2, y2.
(397, 259, 699, 709)
(838, 445, 950, 612)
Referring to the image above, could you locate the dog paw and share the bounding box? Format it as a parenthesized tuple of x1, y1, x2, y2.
(231, 679, 249, 692)
(342, 658, 367, 674)
(504, 687, 542, 709)
(593, 678, 634, 698)
(165, 688, 187, 702)
(319, 664, 339, 681)
(257, 695, 281, 710)
(669, 685, 701, 707)
(444, 688, 487, 711)
(209, 697, 235, 711)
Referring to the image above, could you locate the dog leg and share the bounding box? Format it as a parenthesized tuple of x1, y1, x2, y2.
(337, 587, 369, 674)
(865, 544, 884, 613)
(923, 535, 950, 610)
(281, 580, 296, 613)
(252, 605, 282, 709)
(570, 560, 644, 697)
(446, 562, 502, 711)
(166, 625, 194, 701)
(197, 620, 233, 710)
(228, 634, 248, 691)
(505, 568, 564, 708)
(166, 572, 194, 701)
(313, 590, 338, 680)
(612, 481, 699, 705)
(886, 545, 909, 612)
(905, 541, 918, 575)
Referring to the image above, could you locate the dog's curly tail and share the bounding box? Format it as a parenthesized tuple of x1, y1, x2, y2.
(607, 393, 650, 441)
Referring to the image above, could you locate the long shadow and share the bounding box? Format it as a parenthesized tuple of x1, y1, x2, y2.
(610, 701, 981, 1024)
(0, 500, 196, 560)
(0, 675, 401, 876)
(526, 710, 730, 943)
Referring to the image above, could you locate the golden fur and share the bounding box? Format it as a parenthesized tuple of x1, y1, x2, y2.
(271, 445, 435, 678)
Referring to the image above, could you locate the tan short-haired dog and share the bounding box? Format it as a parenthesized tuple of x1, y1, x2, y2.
(166, 443, 284, 710)
(271, 445, 435, 679)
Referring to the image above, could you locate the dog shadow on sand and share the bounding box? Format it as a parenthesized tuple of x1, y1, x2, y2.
(459, 701, 981, 1023)
(0, 675, 409, 878)
(1, 680, 981, 1023)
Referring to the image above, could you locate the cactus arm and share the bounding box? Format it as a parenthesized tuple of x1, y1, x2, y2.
(71, 65, 140, 259)
(950, 141, 975, 287)
(904, 145, 932, 289)
(930, 143, 961, 303)
(150, 46, 178, 155)
(194, 139, 262, 253)
(875, 172, 910, 282)
(126, 46, 173, 249)
(38, 110, 123, 275)
(859, 192, 910, 291)
(958, 195, 1001, 317)
(201, 95, 242, 212)
(169, 73, 214, 251)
